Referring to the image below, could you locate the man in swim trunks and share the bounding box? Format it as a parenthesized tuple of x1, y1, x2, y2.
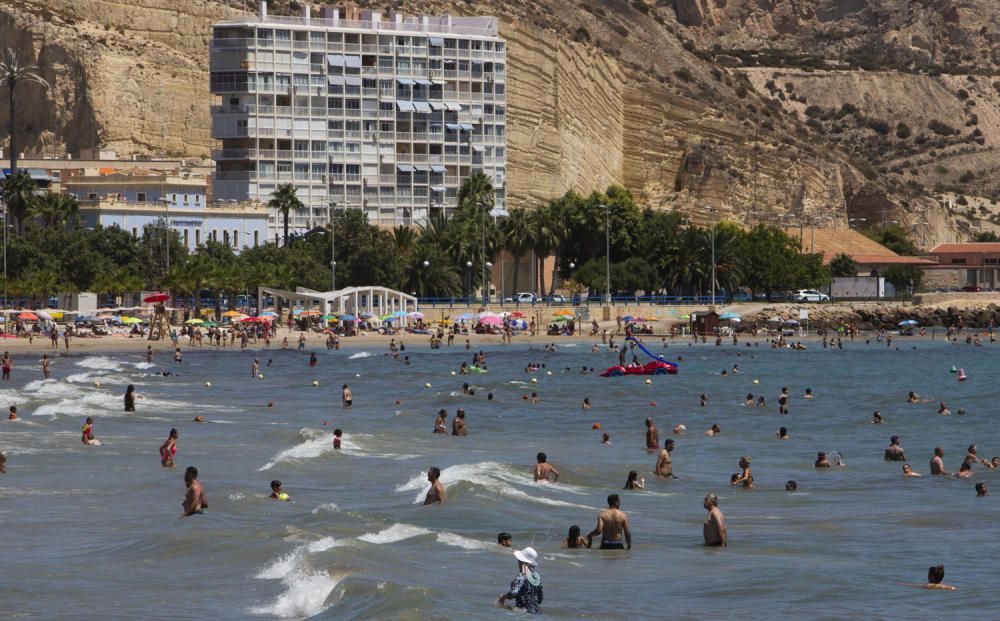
(703, 494, 727, 547)
(655, 439, 676, 478)
(424, 467, 445, 505)
(645, 417, 659, 451)
(182, 466, 208, 517)
(586, 494, 631, 550)
(884, 436, 906, 461)
(534, 453, 560, 483)
(342, 384, 352, 409)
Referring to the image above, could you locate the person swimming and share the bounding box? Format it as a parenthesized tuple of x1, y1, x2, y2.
(270, 479, 290, 501)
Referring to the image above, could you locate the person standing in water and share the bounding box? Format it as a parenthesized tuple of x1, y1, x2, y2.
(41, 355, 50, 379)
(181, 466, 208, 517)
(702, 494, 727, 547)
(251, 358, 260, 378)
(146, 345, 154, 363)
(433, 409, 448, 434)
(645, 417, 659, 451)
(160, 428, 179, 467)
(496, 547, 543, 614)
(731, 456, 753, 488)
(452, 409, 468, 436)
(2, 352, 12, 380)
(309, 352, 317, 367)
(124, 385, 136, 412)
(655, 439, 676, 478)
(885, 436, 906, 461)
(930, 447, 949, 475)
(342, 384, 352, 409)
(424, 467, 445, 505)
(534, 453, 560, 483)
(586, 494, 632, 550)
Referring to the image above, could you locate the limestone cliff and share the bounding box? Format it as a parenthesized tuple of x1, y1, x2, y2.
(2, 0, 999, 249)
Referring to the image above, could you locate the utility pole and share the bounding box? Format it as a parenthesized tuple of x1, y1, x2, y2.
(604, 204, 611, 305)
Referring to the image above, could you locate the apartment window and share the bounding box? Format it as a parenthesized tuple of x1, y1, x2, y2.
(951, 258, 967, 264)
(136, 192, 147, 202)
(183, 229, 189, 247)
(195, 229, 201, 246)
(223, 230, 230, 247)
(213, 229, 219, 242)
(233, 229, 239, 248)
(88, 193, 97, 200)
(183, 194, 189, 204)
(254, 230, 259, 247)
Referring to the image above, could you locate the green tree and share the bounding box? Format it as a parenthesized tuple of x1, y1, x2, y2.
(0, 48, 49, 178)
(828, 252, 858, 277)
(28, 191, 79, 229)
(1, 171, 36, 234)
(268, 183, 303, 247)
(863, 224, 919, 255)
(884, 264, 923, 297)
(501, 207, 533, 296)
(972, 231, 1000, 243)
(137, 219, 187, 289)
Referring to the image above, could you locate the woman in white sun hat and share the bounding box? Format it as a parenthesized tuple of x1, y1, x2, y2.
(496, 546, 543, 614)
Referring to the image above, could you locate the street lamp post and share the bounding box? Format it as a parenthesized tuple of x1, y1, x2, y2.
(479, 202, 488, 306)
(421, 260, 430, 300)
(328, 201, 337, 292)
(465, 260, 473, 299)
(603, 205, 611, 305)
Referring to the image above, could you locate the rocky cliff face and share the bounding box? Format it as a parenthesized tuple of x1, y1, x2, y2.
(2, 0, 999, 249)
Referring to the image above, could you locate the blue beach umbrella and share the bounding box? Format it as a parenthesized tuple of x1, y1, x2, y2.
(339, 314, 357, 322)
(898, 319, 919, 326)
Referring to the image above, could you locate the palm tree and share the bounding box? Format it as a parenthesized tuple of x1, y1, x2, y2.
(268, 183, 303, 247)
(529, 204, 561, 296)
(0, 48, 49, 177)
(28, 191, 78, 229)
(502, 207, 533, 295)
(1, 169, 35, 233)
(457, 171, 495, 211)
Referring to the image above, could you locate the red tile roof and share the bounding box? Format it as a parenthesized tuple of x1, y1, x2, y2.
(929, 243, 1000, 254)
(852, 255, 936, 265)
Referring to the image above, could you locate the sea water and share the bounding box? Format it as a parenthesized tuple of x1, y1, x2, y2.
(0, 338, 997, 619)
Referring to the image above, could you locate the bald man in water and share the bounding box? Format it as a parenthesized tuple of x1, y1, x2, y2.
(703, 494, 727, 547)
(930, 447, 949, 476)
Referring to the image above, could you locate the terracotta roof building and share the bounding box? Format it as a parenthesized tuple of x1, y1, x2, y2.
(783, 227, 934, 273)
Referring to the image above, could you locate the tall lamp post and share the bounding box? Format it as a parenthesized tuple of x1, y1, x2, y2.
(328, 200, 337, 292)
(478, 201, 488, 306)
(465, 260, 473, 299)
(602, 204, 611, 305)
(421, 260, 430, 300)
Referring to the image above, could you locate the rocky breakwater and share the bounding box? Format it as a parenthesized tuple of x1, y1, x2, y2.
(742, 304, 1000, 329)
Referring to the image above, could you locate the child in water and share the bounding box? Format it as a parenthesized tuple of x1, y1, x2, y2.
(333, 428, 342, 450)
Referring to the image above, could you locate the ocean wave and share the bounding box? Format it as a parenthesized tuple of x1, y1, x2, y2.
(75, 356, 123, 371)
(310, 503, 339, 515)
(348, 351, 374, 360)
(357, 523, 431, 544)
(251, 536, 343, 619)
(260, 428, 336, 471)
(395, 462, 592, 509)
(436, 532, 491, 551)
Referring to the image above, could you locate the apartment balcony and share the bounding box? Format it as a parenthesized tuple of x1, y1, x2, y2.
(210, 38, 254, 50)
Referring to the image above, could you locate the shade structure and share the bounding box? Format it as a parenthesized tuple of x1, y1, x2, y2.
(478, 315, 503, 326)
(184, 318, 204, 325)
(143, 293, 170, 303)
(898, 319, 919, 326)
(17, 311, 38, 321)
(719, 312, 741, 320)
(121, 316, 143, 324)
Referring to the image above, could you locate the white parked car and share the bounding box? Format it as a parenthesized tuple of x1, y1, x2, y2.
(791, 289, 830, 302)
(515, 292, 536, 304)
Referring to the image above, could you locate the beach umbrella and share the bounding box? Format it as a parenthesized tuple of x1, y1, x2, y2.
(768, 316, 783, 323)
(50, 311, 63, 320)
(184, 318, 204, 325)
(359, 312, 375, 319)
(719, 312, 741, 320)
(17, 311, 38, 321)
(300, 310, 321, 317)
(291, 309, 303, 316)
(478, 315, 503, 326)
(898, 319, 919, 326)
(340, 314, 357, 321)
(143, 293, 171, 304)
(393, 310, 409, 318)
(36, 310, 54, 321)
(679, 314, 690, 320)
(260, 310, 278, 317)
(383, 316, 397, 322)
(321, 314, 337, 321)
(478, 311, 500, 320)
(511, 319, 528, 329)
(783, 319, 800, 326)
(121, 316, 143, 324)
(202, 321, 217, 328)
(457, 312, 474, 321)
(408, 311, 424, 319)
(510, 311, 525, 318)
(75, 315, 96, 322)
(622, 315, 636, 322)
(552, 316, 568, 322)
(438, 319, 452, 325)
(222, 310, 245, 318)
(554, 309, 574, 316)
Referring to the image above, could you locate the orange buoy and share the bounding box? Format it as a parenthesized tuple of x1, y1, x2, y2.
(592, 422, 602, 429)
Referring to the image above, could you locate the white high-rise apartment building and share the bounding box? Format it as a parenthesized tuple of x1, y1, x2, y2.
(210, 2, 507, 241)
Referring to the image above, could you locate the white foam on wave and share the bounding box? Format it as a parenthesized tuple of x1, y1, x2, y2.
(251, 536, 342, 619)
(75, 356, 123, 371)
(260, 428, 335, 471)
(131, 361, 157, 370)
(310, 503, 338, 515)
(347, 351, 374, 360)
(436, 532, 491, 551)
(358, 523, 431, 544)
(395, 462, 592, 509)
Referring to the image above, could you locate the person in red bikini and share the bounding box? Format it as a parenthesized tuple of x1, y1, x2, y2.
(160, 428, 179, 467)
